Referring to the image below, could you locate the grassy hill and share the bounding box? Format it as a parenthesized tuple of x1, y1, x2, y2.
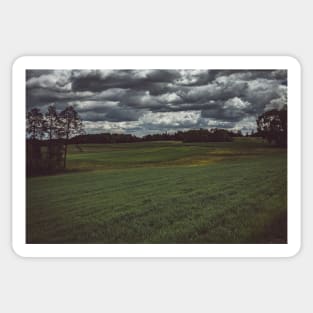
(26, 138, 287, 244)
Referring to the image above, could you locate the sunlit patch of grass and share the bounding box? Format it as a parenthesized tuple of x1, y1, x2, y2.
(66, 138, 285, 171)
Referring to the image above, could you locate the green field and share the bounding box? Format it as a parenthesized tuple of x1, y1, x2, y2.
(26, 138, 287, 244)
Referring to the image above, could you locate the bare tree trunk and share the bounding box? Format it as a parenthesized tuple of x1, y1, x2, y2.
(28, 141, 33, 176)
(63, 124, 69, 169)
(63, 138, 68, 169)
(48, 116, 52, 160)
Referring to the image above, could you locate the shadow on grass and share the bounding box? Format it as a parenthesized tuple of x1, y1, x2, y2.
(246, 211, 287, 244)
(26, 167, 92, 178)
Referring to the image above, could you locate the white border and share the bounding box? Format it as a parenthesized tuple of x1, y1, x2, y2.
(12, 56, 301, 258)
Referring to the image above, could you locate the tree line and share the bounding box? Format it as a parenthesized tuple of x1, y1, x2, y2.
(26, 105, 84, 175)
(69, 128, 241, 145)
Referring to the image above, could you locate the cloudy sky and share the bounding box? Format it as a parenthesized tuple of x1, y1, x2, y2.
(26, 69, 287, 136)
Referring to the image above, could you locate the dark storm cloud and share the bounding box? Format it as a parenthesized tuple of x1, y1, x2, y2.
(26, 69, 287, 135)
(79, 107, 143, 122)
(26, 88, 80, 106)
(26, 70, 55, 80)
(71, 70, 180, 92)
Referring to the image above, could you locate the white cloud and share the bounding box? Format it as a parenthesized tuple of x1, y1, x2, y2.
(223, 97, 251, 109)
(140, 111, 201, 127)
(70, 100, 119, 111)
(232, 116, 258, 134)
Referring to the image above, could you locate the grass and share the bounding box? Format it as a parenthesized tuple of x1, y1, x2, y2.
(26, 138, 287, 244)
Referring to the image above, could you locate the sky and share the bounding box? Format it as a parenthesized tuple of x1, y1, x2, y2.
(26, 69, 287, 136)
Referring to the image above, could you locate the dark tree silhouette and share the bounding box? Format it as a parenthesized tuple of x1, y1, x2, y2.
(26, 106, 84, 175)
(256, 108, 287, 147)
(26, 108, 45, 140)
(45, 105, 60, 141)
(45, 105, 61, 161)
(26, 108, 45, 175)
(59, 106, 84, 169)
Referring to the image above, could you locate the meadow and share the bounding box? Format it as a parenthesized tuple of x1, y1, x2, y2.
(26, 138, 287, 244)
